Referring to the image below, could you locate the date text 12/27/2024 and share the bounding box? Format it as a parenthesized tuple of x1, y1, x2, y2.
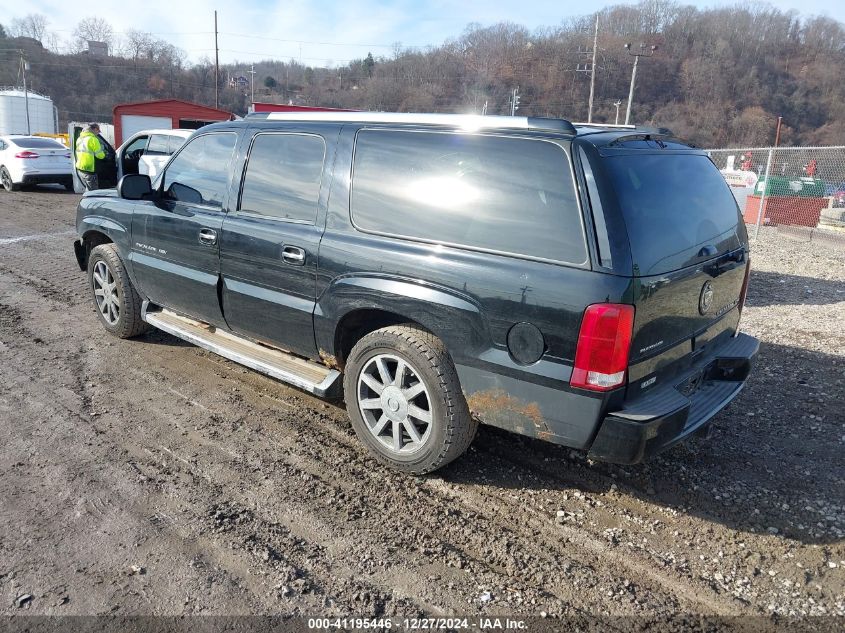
(307, 618, 529, 630)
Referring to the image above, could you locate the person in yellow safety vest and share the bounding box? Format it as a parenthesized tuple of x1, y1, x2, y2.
(75, 123, 106, 191)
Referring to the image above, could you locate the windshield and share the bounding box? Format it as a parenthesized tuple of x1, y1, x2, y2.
(10, 137, 67, 149)
(604, 153, 743, 275)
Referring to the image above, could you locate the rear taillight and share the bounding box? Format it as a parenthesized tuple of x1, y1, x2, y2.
(15, 151, 39, 159)
(738, 260, 751, 313)
(571, 303, 635, 392)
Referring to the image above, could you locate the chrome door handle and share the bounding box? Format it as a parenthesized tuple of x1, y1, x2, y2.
(198, 228, 217, 245)
(282, 245, 306, 265)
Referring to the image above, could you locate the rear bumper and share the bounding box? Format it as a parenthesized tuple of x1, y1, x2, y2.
(21, 173, 73, 186)
(587, 332, 759, 465)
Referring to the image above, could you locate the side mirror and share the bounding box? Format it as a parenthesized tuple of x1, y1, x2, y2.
(118, 174, 153, 200)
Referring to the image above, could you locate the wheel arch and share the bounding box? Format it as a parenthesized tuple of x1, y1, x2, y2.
(315, 275, 489, 370)
(332, 308, 428, 370)
(75, 229, 114, 271)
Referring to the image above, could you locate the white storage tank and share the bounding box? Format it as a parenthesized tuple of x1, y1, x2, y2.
(0, 89, 57, 135)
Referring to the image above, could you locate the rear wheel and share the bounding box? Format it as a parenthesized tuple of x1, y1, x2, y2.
(87, 244, 149, 338)
(343, 325, 477, 474)
(1, 166, 20, 192)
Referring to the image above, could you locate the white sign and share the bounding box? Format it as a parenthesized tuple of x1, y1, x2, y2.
(721, 169, 759, 188)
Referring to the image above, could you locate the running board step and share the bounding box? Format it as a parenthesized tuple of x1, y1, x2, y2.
(141, 303, 341, 398)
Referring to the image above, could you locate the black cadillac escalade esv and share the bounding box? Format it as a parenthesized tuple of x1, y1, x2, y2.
(73, 112, 758, 474)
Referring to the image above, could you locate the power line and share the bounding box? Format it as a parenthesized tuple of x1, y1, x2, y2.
(219, 32, 424, 50)
(203, 48, 356, 64)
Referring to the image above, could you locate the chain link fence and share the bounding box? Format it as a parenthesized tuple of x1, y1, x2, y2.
(707, 146, 845, 248)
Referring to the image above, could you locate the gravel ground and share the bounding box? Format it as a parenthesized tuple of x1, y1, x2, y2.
(0, 189, 842, 629)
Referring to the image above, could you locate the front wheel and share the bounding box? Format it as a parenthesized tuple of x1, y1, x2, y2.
(343, 325, 477, 474)
(87, 244, 149, 338)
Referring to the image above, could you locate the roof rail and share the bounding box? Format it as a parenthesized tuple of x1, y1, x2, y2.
(575, 122, 675, 136)
(573, 122, 636, 129)
(261, 111, 576, 134)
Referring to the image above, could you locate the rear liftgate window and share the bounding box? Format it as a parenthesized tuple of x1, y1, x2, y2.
(351, 130, 587, 264)
(604, 153, 742, 275)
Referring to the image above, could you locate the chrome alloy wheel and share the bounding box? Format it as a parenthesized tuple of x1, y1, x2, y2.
(1, 168, 13, 191)
(357, 353, 433, 455)
(92, 260, 120, 325)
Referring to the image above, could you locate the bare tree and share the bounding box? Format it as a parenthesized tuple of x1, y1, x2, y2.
(9, 13, 48, 43)
(73, 17, 114, 53)
(119, 29, 154, 61)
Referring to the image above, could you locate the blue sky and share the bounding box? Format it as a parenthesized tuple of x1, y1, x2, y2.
(9, 0, 845, 67)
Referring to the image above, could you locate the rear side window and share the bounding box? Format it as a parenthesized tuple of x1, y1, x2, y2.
(604, 154, 742, 275)
(162, 132, 237, 208)
(351, 130, 587, 264)
(239, 133, 325, 223)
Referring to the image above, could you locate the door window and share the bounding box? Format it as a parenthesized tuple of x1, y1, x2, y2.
(238, 133, 326, 223)
(146, 134, 170, 156)
(124, 136, 148, 155)
(162, 132, 237, 208)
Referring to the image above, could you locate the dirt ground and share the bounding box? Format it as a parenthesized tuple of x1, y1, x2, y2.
(0, 188, 842, 627)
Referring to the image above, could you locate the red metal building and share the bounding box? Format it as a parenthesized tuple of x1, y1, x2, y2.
(112, 99, 235, 146)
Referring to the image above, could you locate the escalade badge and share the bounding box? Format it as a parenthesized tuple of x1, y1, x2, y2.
(699, 281, 714, 315)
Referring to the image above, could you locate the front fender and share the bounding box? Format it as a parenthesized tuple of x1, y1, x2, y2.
(76, 199, 137, 284)
(313, 274, 489, 364)
(76, 192, 135, 260)
(79, 216, 129, 245)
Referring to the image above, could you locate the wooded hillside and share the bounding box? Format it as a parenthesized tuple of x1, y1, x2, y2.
(2, 1, 844, 148)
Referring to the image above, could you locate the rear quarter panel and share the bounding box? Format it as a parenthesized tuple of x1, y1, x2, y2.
(315, 126, 633, 448)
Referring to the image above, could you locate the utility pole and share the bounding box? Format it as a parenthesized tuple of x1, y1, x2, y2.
(587, 15, 599, 123)
(214, 10, 219, 109)
(510, 86, 520, 116)
(248, 64, 256, 103)
(623, 42, 657, 126)
(613, 99, 622, 125)
(20, 54, 31, 135)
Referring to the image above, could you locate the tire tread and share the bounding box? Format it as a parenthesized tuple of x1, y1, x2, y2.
(88, 244, 149, 339)
(344, 324, 477, 474)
